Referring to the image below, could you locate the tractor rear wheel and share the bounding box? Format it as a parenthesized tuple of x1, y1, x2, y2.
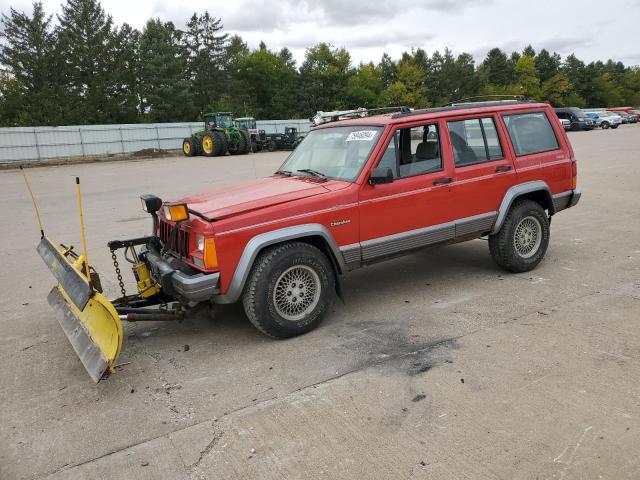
(267, 140, 277, 152)
(201, 133, 216, 157)
(182, 137, 196, 157)
(241, 131, 251, 154)
(213, 131, 227, 156)
(229, 132, 248, 155)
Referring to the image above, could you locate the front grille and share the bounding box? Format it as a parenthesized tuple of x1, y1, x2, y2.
(158, 218, 191, 257)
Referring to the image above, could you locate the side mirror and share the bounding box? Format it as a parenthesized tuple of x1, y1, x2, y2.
(368, 167, 394, 185)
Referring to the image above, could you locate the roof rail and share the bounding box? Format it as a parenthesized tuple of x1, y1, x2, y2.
(442, 95, 530, 107)
(311, 106, 411, 126)
(391, 96, 537, 119)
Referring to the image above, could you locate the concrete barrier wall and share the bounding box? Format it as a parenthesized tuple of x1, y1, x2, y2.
(0, 119, 312, 164)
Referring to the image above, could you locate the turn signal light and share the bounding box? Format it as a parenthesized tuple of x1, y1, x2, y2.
(203, 237, 218, 269)
(163, 202, 189, 222)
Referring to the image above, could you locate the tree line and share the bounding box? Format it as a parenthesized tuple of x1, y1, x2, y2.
(1, 0, 639, 127)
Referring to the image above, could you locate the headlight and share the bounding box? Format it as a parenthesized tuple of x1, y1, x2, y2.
(196, 234, 205, 252)
(140, 194, 162, 213)
(163, 202, 188, 222)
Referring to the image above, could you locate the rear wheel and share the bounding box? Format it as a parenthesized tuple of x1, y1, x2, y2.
(267, 140, 277, 152)
(182, 137, 196, 157)
(601, 121, 610, 129)
(213, 131, 227, 156)
(241, 131, 251, 154)
(242, 242, 335, 338)
(611, 124, 619, 129)
(228, 132, 247, 155)
(201, 133, 216, 157)
(489, 199, 550, 273)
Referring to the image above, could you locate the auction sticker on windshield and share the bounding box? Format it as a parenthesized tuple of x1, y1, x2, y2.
(346, 130, 378, 142)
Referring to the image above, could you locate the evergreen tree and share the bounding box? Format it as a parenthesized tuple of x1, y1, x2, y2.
(534, 49, 561, 83)
(0, 2, 58, 125)
(479, 48, 511, 87)
(138, 19, 191, 122)
(183, 12, 228, 116)
(56, 0, 115, 124)
(379, 53, 397, 88)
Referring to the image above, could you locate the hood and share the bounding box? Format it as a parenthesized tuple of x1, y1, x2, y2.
(177, 176, 332, 220)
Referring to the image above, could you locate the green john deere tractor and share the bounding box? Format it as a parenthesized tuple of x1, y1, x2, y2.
(183, 112, 251, 157)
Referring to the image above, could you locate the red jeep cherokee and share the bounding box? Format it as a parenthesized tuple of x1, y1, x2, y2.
(138, 100, 580, 338)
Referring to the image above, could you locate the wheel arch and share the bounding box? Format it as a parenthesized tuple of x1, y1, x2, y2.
(213, 224, 345, 304)
(492, 181, 554, 234)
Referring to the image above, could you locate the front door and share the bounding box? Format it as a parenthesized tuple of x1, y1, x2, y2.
(358, 120, 456, 263)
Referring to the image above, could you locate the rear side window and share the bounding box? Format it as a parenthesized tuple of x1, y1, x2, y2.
(503, 112, 559, 156)
(447, 117, 503, 167)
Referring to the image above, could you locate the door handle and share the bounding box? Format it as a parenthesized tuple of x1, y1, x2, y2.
(495, 165, 513, 173)
(432, 177, 453, 185)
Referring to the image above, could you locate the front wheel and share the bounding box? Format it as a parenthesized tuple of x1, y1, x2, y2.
(182, 137, 196, 157)
(242, 242, 335, 338)
(267, 140, 277, 152)
(489, 200, 550, 273)
(601, 121, 610, 129)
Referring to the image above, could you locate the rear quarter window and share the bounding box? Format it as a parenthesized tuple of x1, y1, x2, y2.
(503, 112, 560, 156)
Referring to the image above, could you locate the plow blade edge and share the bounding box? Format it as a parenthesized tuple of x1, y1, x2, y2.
(38, 237, 123, 382)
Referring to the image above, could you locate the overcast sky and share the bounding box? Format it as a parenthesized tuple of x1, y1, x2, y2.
(2, 0, 639, 67)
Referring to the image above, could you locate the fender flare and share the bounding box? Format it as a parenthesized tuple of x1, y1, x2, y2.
(491, 181, 553, 234)
(212, 224, 344, 304)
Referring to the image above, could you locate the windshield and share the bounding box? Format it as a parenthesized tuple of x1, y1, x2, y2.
(278, 126, 383, 182)
(236, 119, 255, 129)
(217, 115, 233, 128)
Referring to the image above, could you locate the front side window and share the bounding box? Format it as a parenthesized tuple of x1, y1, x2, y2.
(279, 126, 383, 181)
(503, 112, 560, 156)
(447, 117, 503, 167)
(376, 124, 442, 179)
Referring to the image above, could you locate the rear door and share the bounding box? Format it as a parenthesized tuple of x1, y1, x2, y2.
(445, 114, 515, 234)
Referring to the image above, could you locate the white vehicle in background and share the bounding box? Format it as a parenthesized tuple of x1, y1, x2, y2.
(559, 118, 571, 130)
(585, 110, 622, 129)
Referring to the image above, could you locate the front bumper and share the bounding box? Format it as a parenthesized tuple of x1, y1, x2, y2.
(145, 246, 220, 303)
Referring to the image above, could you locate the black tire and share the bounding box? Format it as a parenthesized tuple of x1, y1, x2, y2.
(182, 137, 196, 157)
(242, 242, 336, 339)
(611, 124, 619, 129)
(213, 131, 227, 156)
(267, 140, 277, 152)
(488, 199, 550, 273)
(601, 121, 610, 129)
(241, 130, 251, 154)
(228, 132, 247, 155)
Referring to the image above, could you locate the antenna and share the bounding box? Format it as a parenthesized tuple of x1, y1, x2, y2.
(19, 166, 45, 238)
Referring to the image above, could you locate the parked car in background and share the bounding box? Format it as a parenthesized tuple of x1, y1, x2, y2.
(559, 118, 571, 130)
(614, 111, 631, 124)
(628, 110, 640, 122)
(585, 111, 622, 129)
(585, 112, 603, 128)
(554, 107, 594, 131)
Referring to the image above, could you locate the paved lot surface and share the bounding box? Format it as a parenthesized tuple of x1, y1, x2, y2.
(1, 126, 639, 479)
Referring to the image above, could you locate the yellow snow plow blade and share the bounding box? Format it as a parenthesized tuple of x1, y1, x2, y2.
(38, 237, 123, 382)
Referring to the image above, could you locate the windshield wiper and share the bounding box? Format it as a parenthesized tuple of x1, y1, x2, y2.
(275, 170, 292, 176)
(296, 168, 327, 179)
